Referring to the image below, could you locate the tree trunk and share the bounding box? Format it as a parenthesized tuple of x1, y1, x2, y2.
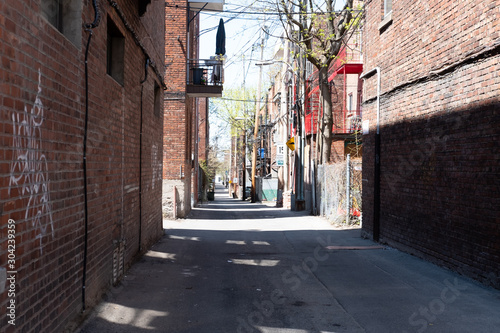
(318, 67, 333, 164)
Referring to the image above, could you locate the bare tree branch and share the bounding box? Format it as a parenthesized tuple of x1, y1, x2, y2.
(274, 0, 362, 163)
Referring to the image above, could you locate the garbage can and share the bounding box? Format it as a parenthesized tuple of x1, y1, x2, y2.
(207, 181, 215, 201)
(207, 191, 215, 201)
(192, 68, 204, 85)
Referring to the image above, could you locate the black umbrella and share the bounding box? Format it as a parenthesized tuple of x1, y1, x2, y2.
(215, 18, 226, 56)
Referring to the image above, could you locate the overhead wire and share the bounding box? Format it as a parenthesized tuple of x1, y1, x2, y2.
(165, 2, 363, 16)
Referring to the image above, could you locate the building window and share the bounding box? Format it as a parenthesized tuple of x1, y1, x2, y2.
(384, 0, 392, 17)
(379, 0, 393, 32)
(348, 93, 353, 111)
(154, 82, 162, 118)
(107, 18, 125, 86)
(41, 0, 82, 47)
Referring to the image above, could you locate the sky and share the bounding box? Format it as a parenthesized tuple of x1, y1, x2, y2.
(198, 0, 350, 88)
(197, 0, 349, 150)
(198, 2, 284, 88)
(197, 1, 285, 149)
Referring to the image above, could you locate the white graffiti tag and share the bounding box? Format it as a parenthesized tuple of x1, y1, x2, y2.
(8, 69, 54, 254)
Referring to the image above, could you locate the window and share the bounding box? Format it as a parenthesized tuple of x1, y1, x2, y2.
(379, 0, 393, 32)
(154, 82, 162, 117)
(348, 93, 353, 111)
(107, 18, 125, 85)
(384, 0, 392, 17)
(41, 0, 82, 47)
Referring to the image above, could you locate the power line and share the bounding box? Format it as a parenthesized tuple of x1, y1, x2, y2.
(165, 3, 363, 16)
(165, 3, 282, 15)
(213, 97, 273, 104)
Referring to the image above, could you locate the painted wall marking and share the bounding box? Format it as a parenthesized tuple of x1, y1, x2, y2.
(8, 69, 54, 254)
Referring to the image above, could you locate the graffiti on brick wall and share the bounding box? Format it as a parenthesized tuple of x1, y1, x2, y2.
(8, 69, 54, 254)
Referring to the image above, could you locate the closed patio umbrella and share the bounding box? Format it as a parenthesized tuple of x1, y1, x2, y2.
(215, 18, 225, 55)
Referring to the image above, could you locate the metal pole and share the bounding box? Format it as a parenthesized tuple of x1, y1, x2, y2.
(346, 153, 351, 224)
(299, 46, 306, 204)
(242, 58, 247, 201)
(359, 67, 381, 241)
(229, 133, 232, 197)
(241, 128, 246, 200)
(280, 38, 290, 195)
(251, 30, 265, 203)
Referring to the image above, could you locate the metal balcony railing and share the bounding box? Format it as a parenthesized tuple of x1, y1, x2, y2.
(337, 109, 362, 134)
(187, 58, 224, 86)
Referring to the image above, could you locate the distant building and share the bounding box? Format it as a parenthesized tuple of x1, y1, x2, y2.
(304, 40, 364, 163)
(303, 36, 364, 213)
(361, 0, 500, 288)
(267, 6, 364, 211)
(162, 0, 223, 218)
(1, 0, 165, 330)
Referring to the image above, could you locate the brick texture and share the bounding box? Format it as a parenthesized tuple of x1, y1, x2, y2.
(162, 0, 202, 218)
(362, 0, 500, 288)
(0, 0, 165, 331)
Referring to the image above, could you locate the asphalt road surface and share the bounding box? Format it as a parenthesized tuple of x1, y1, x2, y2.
(77, 185, 500, 333)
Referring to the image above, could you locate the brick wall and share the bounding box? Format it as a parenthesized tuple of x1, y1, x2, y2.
(362, 0, 500, 288)
(193, 98, 209, 202)
(198, 98, 209, 162)
(0, 0, 165, 331)
(163, 0, 201, 218)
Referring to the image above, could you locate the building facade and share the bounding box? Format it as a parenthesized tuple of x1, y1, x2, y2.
(163, 0, 222, 218)
(162, 0, 198, 218)
(361, 0, 500, 288)
(1, 0, 165, 331)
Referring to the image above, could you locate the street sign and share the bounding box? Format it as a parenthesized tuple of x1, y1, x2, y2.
(276, 144, 284, 166)
(286, 137, 295, 151)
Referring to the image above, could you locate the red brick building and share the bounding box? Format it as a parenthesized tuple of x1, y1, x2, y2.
(361, 0, 500, 288)
(163, 0, 222, 218)
(299, 35, 363, 212)
(0, 0, 165, 331)
(305, 44, 364, 163)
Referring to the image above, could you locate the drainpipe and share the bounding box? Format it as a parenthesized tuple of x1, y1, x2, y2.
(82, 0, 100, 312)
(194, 97, 199, 206)
(139, 58, 149, 252)
(359, 67, 380, 242)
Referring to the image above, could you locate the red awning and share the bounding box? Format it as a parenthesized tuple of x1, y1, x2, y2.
(336, 63, 363, 75)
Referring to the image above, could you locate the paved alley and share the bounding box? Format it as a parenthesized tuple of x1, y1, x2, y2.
(77, 185, 500, 333)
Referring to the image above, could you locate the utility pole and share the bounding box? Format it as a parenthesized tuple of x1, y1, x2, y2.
(241, 55, 247, 200)
(251, 27, 265, 203)
(294, 6, 305, 211)
(281, 26, 290, 198)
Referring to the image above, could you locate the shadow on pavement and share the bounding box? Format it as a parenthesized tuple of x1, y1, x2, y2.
(76, 185, 500, 333)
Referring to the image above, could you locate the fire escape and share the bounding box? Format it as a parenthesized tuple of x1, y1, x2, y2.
(304, 45, 363, 137)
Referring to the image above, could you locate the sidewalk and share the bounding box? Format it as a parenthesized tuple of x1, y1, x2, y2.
(76, 185, 500, 332)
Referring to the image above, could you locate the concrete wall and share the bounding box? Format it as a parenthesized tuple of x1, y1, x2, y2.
(0, 0, 165, 331)
(362, 0, 500, 288)
(162, 179, 190, 219)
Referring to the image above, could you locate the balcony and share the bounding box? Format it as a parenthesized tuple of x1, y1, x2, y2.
(334, 109, 362, 135)
(186, 58, 224, 97)
(304, 45, 363, 136)
(188, 0, 224, 11)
